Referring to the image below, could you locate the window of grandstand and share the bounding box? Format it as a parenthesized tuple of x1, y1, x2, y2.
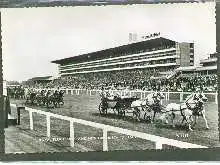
(59, 49, 177, 71)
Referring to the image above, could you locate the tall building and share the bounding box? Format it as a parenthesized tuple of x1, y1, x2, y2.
(52, 37, 194, 78)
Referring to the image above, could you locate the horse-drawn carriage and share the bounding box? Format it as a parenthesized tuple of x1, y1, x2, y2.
(98, 90, 209, 131)
(25, 89, 65, 108)
(98, 90, 166, 121)
(98, 95, 140, 118)
(7, 86, 25, 99)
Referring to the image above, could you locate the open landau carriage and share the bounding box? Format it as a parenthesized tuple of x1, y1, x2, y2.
(98, 91, 140, 118)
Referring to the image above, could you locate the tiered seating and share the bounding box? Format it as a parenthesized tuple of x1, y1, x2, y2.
(25, 70, 218, 92)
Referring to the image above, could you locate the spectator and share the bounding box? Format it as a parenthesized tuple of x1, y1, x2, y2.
(24, 70, 217, 92)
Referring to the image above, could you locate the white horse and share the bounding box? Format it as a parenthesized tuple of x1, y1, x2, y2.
(190, 93, 208, 129)
(131, 92, 165, 121)
(160, 93, 208, 131)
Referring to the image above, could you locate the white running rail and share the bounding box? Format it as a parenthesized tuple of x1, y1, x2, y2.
(11, 104, 207, 150)
(33, 88, 218, 104)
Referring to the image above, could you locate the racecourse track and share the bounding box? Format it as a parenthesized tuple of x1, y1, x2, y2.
(11, 91, 219, 151)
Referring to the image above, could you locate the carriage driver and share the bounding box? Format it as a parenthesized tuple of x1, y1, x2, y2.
(151, 91, 163, 109)
(99, 86, 107, 98)
(106, 85, 116, 100)
(121, 86, 130, 99)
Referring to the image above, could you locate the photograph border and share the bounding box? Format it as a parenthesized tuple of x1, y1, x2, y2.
(0, 0, 215, 9)
(0, 0, 219, 161)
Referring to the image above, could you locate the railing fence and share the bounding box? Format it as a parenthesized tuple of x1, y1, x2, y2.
(33, 88, 218, 104)
(11, 104, 207, 150)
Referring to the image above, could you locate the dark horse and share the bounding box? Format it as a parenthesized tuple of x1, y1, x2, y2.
(53, 90, 65, 108)
(25, 92, 37, 105)
(45, 90, 64, 108)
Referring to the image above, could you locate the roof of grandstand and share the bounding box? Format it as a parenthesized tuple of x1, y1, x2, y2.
(6, 81, 20, 86)
(51, 37, 177, 65)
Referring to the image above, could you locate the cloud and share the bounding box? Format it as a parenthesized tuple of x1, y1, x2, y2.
(2, 2, 216, 81)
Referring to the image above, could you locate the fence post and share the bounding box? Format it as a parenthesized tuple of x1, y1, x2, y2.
(168, 90, 170, 101)
(4, 96, 10, 128)
(46, 115, 51, 137)
(155, 141, 163, 149)
(180, 92, 183, 102)
(70, 121, 74, 147)
(29, 110, 33, 130)
(103, 128, 108, 151)
(215, 91, 218, 104)
(17, 106, 24, 125)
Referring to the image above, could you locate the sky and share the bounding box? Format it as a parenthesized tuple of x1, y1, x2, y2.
(1, 2, 216, 82)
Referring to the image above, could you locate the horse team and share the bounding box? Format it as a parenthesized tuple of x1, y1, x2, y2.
(99, 90, 209, 131)
(7, 87, 25, 99)
(8, 86, 209, 131)
(8, 87, 65, 108)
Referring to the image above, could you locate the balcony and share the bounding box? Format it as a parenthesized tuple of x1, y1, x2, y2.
(200, 58, 217, 64)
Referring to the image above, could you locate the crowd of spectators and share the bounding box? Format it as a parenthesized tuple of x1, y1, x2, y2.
(26, 70, 218, 92)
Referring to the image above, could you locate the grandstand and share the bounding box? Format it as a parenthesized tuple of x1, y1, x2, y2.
(52, 37, 194, 78)
(24, 76, 53, 87)
(176, 53, 217, 76)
